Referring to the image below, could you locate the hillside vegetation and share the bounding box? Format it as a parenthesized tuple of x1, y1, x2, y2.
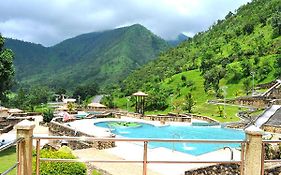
(115, 0, 280, 120)
(5, 24, 169, 90)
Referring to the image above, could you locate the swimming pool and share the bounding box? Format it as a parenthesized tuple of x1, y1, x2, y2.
(95, 121, 245, 155)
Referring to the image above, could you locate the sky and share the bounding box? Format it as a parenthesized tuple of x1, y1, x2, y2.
(0, 0, 251, 47)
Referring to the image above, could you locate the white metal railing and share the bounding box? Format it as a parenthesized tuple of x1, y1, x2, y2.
(33, 136, 246, 175)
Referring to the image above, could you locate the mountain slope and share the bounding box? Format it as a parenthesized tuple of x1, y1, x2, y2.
(119, 0, 280, 115)
(167, 33, 189, 46)
(4, 39, 50, 80)
(5, 24, 169, 89)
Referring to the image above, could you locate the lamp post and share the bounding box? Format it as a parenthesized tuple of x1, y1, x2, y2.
(126, 97, 130, 112)
(222, 86, 228, 118)
(251, 72, 255, 96)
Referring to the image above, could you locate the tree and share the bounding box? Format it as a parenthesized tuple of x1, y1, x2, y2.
(73, 83, 98, 102)
(203, 65, 225, 94)
(172, 99, 184, 115)
(243, 78, 251, 95)
(217, 105, 224, 118)
(271, 11, 281, 38)
(145, 88, 168, 111)
(0, 35, 15, 102)
(13, 88, 28, 110)
(275, 57, 281, 77)
(102, 95, 114, 108)
(226, 63, 243, 83)
(183, 93, 195, 113)
(242, 22, 255, 35)
(28, 86, 52, 111)
(241, 59, 252, 77)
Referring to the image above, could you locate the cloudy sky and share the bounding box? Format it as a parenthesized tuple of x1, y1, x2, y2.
(0, 0, 251, 47)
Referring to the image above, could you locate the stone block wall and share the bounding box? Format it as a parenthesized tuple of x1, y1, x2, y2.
(185, 163, 281, 175)
(185, 164, 240, 175)
(0, 118, 22, 134)
(48, 121, 115, 150)
(187, 114, 218, 123)
(232, 97, 270, 108)
(262, 125, 281, 134)
(0, 124, 13, 134)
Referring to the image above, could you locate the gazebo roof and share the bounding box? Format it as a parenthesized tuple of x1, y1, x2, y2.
(88, 102, 107, 108)
(132, 91, 148, 96)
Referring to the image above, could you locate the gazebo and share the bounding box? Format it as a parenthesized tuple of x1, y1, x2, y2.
(87, 102, 107, 110)
(132, 91, 148, 115)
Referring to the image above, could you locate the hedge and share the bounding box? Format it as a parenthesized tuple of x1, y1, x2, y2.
(33, 146, 87, 175)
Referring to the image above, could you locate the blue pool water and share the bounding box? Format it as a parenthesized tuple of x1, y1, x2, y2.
(95, 121, 245, 155)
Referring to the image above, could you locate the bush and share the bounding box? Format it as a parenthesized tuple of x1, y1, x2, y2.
(92, 169, 102, 175)
(242, 22, 255, 34)
(43, 109, 54, 123)
(33, 146, 87, 175)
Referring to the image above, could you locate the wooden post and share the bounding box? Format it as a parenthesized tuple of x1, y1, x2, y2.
(15, 120, 35, 175)
(244, 125, 263, 175)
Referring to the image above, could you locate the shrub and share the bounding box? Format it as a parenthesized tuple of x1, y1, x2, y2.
(242, 22, 255, 34)
(181, 75, 186, 82)
(33, 146, 87, 175)
(42, 109, 54, 123)
(92, 169, 102, 175)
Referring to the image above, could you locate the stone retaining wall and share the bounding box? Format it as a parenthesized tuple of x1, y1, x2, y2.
(187, 114, 218, 123)
(120, 111, 217, 123)
(235, 98, 269, 108)
(48, 121, 115, 150)
(262, 125, 281, 134)
(0, 124, 13, 134)
(185, 164, 240, 175)
(185, 163, 281, 175)
(0, 118, 22, 134)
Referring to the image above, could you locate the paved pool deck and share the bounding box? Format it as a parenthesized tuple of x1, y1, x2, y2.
(74, 141, 241, 175)
(70, 116, 242, 175)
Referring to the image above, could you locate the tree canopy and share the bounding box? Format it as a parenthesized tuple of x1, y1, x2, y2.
(0, 35, 15, 102)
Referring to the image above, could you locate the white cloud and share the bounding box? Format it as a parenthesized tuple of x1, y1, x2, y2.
(0, 0, 251, 46)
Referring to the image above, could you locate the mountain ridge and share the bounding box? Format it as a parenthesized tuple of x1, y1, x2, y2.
(4, 24, 170, 90)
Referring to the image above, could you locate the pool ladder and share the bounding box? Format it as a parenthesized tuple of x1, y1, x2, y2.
(172, 133, 181, 152)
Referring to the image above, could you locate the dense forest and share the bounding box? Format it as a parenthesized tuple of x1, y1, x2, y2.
(5, 24, 169, 91)
(111, 0, 280, 119)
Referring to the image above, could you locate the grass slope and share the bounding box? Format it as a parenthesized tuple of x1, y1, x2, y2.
(0, 147, 16, 175)
(116, 70, 242, 122)
(115, 0, 280, 122)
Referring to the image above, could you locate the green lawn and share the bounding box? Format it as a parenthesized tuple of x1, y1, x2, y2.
(115, 70, 247, 122)
(0, 146, 17, 175)
(160, 70, 243, 122)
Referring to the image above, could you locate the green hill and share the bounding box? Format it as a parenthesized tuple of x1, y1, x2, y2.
(5, 24, 169, 90)
(116, 0, 281, 121)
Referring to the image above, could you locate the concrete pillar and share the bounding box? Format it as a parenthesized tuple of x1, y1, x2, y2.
(244, 125, 264, 175)
(15, 120, 35, 175)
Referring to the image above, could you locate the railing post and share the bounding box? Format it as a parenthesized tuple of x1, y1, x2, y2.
(36, 139, 40, 175)
(143, 141, 148, 175)
(244, 125, 263, 175)
(15, 120, 35, 175)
